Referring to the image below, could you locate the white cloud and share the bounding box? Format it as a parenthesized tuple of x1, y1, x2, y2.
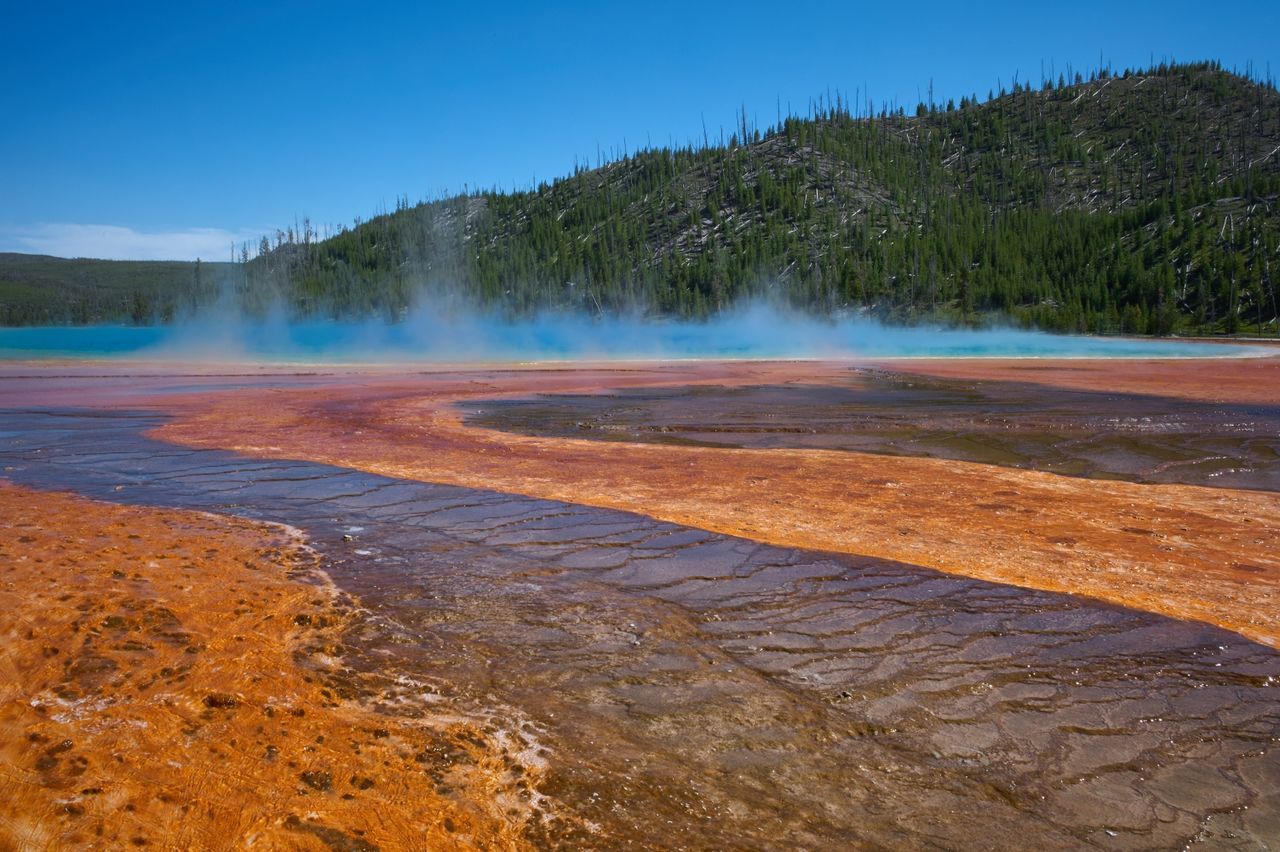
(2, 223, 262, 262)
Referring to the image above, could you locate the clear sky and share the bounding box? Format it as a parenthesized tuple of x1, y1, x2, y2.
(2, 0, 1276, 260)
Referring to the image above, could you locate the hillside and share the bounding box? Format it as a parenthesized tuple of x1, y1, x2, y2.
(5, 61, 1278, 334)
(0, 254, 230, 325)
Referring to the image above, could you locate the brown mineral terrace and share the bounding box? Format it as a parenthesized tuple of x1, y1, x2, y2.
(55, 354, 1267, 650)
(0, 481, 543, 850)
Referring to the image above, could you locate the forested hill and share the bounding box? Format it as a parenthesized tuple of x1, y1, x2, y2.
(0, 254, 230, 325)
(5, 61, 1279, 334)
(249, 61, 1277, 336)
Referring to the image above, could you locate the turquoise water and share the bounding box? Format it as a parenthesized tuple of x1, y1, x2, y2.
(0, 325, 172, 358)
(0, 310, 1251, 362)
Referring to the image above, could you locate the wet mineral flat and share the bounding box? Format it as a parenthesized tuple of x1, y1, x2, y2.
(3, 408, 1278, 848)
(464, 370, 1280, 490)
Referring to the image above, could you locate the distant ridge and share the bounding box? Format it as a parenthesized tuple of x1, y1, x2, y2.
(0, 254, 231, 325)
(4, 61, 1278, 335)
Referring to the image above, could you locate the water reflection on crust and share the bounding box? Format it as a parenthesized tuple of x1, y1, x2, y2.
(464, 371, 1280, 491)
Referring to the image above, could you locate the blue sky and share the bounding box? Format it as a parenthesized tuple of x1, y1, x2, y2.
(2, 0, 1276, 260)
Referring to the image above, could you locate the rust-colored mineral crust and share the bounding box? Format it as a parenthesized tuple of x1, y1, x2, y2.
(149, 358, 1280, 648)
(0, 482, 538, 850)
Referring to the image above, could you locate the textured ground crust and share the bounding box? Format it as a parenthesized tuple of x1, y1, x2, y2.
(0, 482, 538, 850)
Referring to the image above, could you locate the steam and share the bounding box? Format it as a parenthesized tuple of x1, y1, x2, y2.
(123, 301, 1243, 361)
(0, 299, 1253, 362)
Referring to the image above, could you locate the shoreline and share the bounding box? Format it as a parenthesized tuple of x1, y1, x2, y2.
(1, 343, 1275, 369)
